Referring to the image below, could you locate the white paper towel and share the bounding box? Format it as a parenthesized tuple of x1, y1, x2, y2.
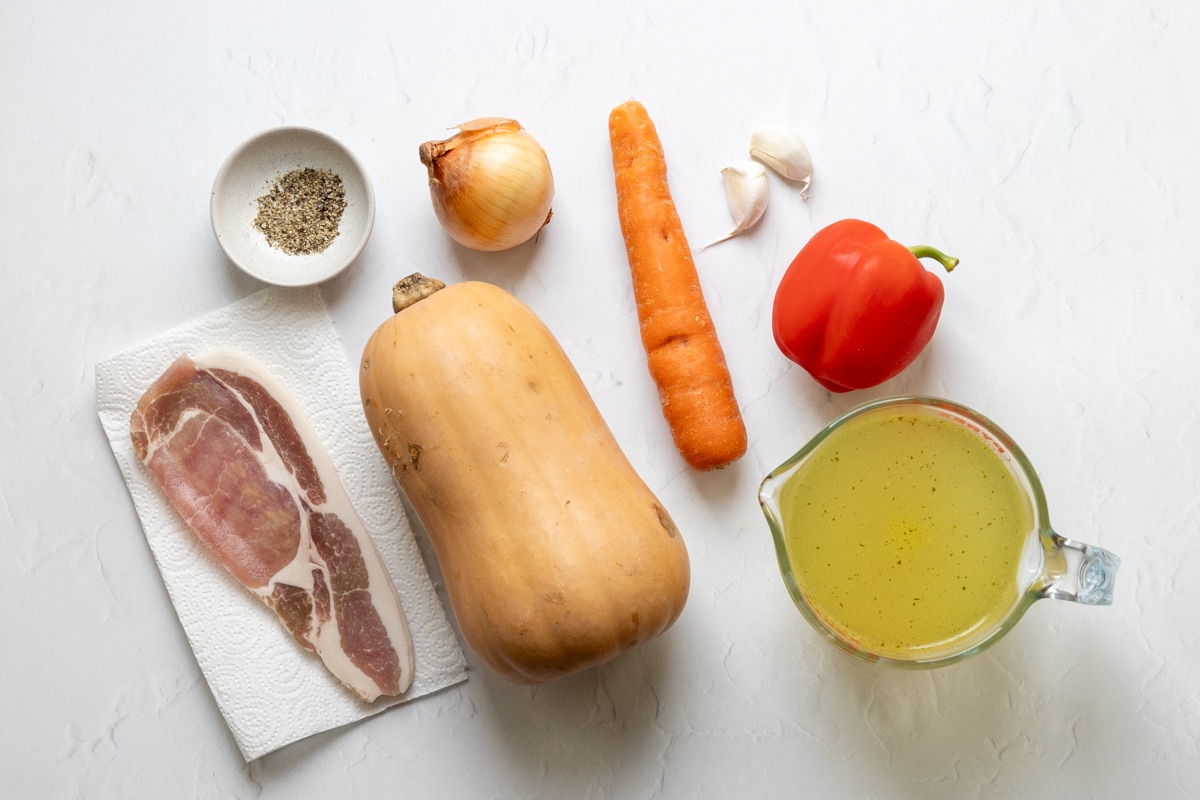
(95, 286, 468, 761)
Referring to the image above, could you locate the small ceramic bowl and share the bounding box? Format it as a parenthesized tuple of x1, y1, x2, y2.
(210, 127, 375, 287)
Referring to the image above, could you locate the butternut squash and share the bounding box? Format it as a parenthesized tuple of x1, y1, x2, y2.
(359, 274, 690, 684)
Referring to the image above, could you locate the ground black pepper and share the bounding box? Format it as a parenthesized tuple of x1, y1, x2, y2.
(254, 167, 347, 255)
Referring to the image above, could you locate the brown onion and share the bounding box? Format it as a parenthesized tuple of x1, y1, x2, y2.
(419, 118, 555, 251)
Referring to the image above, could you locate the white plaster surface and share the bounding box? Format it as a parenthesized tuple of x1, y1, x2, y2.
(3, 0, 1197, 796)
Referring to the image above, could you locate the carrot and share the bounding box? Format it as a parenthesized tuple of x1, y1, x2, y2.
(608, 99, 748, 470)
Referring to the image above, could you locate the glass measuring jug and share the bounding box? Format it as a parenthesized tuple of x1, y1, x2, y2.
(758, 396, 1120, 668)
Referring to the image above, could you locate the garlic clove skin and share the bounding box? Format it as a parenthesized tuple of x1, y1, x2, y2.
(706, 160, 769, 247)
(750, 126, 813, 194)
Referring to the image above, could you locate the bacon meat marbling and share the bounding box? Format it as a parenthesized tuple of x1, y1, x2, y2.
(130, 351, 415, 701)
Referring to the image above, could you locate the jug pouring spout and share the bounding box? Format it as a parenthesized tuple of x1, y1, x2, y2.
(1040, 533, 1121, 606)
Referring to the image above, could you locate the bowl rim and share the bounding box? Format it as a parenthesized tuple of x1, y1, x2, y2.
(209, 125, 376, 287)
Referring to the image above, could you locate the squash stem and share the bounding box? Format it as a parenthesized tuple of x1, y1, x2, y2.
(392, 273, 446, 313)
(908, 245, 959, 273)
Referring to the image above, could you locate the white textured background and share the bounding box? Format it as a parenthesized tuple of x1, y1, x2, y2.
(3, 0, 1197, 796)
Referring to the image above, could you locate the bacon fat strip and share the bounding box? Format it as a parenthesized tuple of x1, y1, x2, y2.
(130, 350, 415, 701)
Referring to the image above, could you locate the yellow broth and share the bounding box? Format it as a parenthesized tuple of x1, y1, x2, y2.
(781, 409, 1032, 660)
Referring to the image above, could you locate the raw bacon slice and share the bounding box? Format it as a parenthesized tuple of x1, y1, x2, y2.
(130, 350, 415, 701)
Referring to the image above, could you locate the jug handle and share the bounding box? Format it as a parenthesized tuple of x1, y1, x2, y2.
(1040, 533, 1121, 606)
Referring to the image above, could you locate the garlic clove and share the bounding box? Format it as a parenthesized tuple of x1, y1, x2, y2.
(706, 160, 769, 247)
(750, 126, 814, 194)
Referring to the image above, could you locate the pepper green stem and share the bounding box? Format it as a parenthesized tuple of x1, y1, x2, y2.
(908, 245, 959, 273)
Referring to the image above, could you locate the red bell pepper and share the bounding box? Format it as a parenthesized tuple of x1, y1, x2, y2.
(772, 219, 959, 393)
